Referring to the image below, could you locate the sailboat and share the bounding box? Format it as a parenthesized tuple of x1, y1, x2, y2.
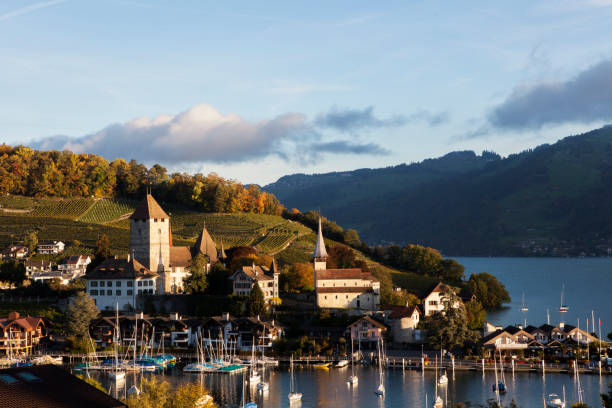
(546, 385, 566, 408)
(492, 352, 506, 394)
(437, 349, 448, 386)
(109, 303, 125, 381)
(558, 284, 569, 313)
(347, 335, 358, 385)
(248, 343, 260, 383)
(288, 355, 302, 403)
(433, 356, 443, 408)
(256, 330, 269, 392)
(241, 371, 258, 408)
(374, 338, 385, 396)
(520, 291, 529, 313)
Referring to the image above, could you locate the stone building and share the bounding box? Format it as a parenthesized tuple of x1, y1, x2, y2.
(229, 260, 279, 301)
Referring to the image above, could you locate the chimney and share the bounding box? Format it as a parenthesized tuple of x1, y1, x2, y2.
(559, 322, 565, 329)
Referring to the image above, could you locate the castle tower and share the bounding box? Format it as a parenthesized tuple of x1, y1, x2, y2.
(312, 218, 328, 301)
(129, 194, 171, 275)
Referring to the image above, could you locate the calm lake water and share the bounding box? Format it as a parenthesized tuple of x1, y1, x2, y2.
(96, 364, 609, 408)
(456, 257, 612, 335)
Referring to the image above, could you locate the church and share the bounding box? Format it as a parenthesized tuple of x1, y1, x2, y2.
(86, 194, 220, 310)
(313, 219, 380, 311)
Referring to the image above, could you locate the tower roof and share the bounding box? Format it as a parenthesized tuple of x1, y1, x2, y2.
(193, 224, 218, 263)
(130, 194, 169, 220)
(219, 240, 227, 260)
(312, 217, 328, 259)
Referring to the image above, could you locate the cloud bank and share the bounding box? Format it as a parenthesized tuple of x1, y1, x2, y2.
(488, 58, 612, 130)
(34, 103, 390, 165)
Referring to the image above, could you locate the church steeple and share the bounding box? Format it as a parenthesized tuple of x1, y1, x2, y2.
(313, 217, 328, 259)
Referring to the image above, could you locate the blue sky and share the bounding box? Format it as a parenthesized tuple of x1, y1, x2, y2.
(2, 0, 612, 184)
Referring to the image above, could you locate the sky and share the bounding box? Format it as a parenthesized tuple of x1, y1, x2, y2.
(2, 0, 612, 185)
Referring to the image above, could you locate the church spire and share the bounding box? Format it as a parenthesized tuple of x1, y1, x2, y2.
(313, 217, 328, 259)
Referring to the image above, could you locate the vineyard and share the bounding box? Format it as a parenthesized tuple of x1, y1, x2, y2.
(254, 228, 301, 254)
(77, 198, 136, 223)
(0, 196, 36, 210)
(28, 199, 94, 219)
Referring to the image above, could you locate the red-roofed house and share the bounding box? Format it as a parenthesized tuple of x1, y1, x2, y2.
(0, 312, 47, 356)
(230, 261, 279, 301)
(383, 305, 424, 345)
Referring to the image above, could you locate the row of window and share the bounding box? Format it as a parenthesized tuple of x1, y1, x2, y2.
(89, 289, 154, 296)
(320, 281, 369, 287)
(89, 280, 154, 288)
(132, 218, 166, 222)
(323, 295, 371, 301)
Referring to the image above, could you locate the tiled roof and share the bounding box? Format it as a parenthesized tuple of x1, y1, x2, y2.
(0, 314, 44, 332)
(129, 194, 169, 220)
(0, 364, 127, 408)
(25, 260, 52, 268)
(386, 305, 421, 319)
(193, 226, 218, 263)
(317, 287, 374, 294)
(85, 258, 158, 280)
(316, 269, 364, 280)
(170, 246, 192, 267)
(232, 265, 274, 281)
(348, 315, 388, 330)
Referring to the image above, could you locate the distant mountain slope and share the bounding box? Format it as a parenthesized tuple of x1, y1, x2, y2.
(265, 126, 612, 256)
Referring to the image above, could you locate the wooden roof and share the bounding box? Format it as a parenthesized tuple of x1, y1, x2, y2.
(170, 246, 192, 267)
(193, 226, 218, 263)
(129, 194, 169, 220)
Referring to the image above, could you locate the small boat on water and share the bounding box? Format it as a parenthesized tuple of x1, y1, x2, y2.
(288, 355, 302, 404)
(347, 335, 358, 385)
(313, 362, 331, 369)
(546, 392, 566, 408)
(438, 371, 448, 386)
(520, 291, 529, 313)
(248, 343, 260, 383)
(558, 284, 569, 313)
(335, 359, 349, 368)
(433, 395, 443, 408)
(374, 338, 385, 396)
(256, 331, 269, 392)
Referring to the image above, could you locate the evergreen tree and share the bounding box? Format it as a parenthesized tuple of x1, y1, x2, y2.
(184, 254, 208, 294)
(65, 291, 100, 338)
(246, 283, 266, 317)
(0, 260, 26, 288)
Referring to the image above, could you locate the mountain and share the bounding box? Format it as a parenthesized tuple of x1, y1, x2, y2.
(265, 126, 612, 256)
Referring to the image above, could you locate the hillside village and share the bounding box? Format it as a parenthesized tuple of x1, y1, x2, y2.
(0, 193, 608, 363)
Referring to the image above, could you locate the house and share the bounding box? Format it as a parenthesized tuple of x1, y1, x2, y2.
(199, 314, 283, 351)
(58, 255, 91, 276)
(25, 260, 52, 276)
(482, 329, 528, 351)
(560, 323, 598, 345)
(0, 312, 46, 356)
(36, 241, 65, 255)
(85, 257, 159, 311)
(229, 261, 279, 302)
(383, 305, 424, 345)
(1, 245, 28, 260)
(312, 219, 380, 311)
(345, 316, 388, 349)
(0, 365, 127, 408)
(422, 282, 464, 316)
(30, 271, 75, 286)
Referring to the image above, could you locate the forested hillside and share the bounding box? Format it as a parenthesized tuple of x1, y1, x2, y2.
(266, 126, 612, 256)
(0, 145, 283, 215)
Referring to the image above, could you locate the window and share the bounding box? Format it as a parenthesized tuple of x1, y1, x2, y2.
(127, 281, 133, 287)
(138, 281, 142, 287)
(90, 281, 98, 287)
(127, 290, 133, 296)
(324, 296, 327, 299)
(138, 290, 142, 295)
(161, 218, 165, 222)
(116, 281, 122, 287)
(429, 300, 437, 306)
(90, 290, 98, 296)
(107, 290, 112, 296)
(116, 290, 121, 296)
(100, 281, 105, 287)
(107, 281, 112, 287)
(154, 218, 158, 222)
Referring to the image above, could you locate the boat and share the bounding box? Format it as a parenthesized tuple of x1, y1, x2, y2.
(433, 356, 443, 407)
(127, 385, 140, 396)
(558, 284, 569, 313)
(546, 391, 566, 408)
(347, 335, 358, 385)
(313, 362, 331, 369)
(110, 303, 126, 381)
(335, 359, 349, 368)
(288, 355, 302, 404)
(374, 338, 385, 396)
(520, 291, 529, 313)
(256, 330, 269, 392)
(492, 351, 507, 394)
(438, 371, 448, 386)
(248, 343, 260, 383)
(241, 370, 258, 408)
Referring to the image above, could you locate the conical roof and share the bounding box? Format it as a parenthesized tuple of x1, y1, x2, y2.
(193, 224, 218, 263)
(219, 240, 227, 260)
(130, 194, 169, 220)
(312, 217, 328, 259)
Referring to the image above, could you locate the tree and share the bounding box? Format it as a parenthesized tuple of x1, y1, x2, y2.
(465, 299, 486, 330)
(467, 272, 511, 310)
(65, 291, 100, 337)
(0, 260, 26, 288)
(24, 231, 38, 253)
(439, 259, 465, 282)
(399, 244, 443, 276)
(424, 287, 480, 350)
(184, 254, 208, 294)
(205, 263, 232, 295)
(95, 234, 111, 259)
(283, 263, 313, 292)
(327, 245, 356, 269)
(246, 283, 266, 317)
(125, 376, 217, 408)
(343, 229, 361, 246)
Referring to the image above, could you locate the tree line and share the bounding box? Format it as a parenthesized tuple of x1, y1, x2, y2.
(0, 145, 284, 215)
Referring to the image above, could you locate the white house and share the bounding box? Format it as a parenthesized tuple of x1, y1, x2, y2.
(384, 305, 423, 345)
(85, 257, 159, 311)
(25, 260, 52, 276)
(229, 261, 279, 301)
(58, 255, 91, 276)
(422, 282, 464, 316)
(1, 245, 28, 260)
(312, 218, 380, 311)
(36, 241, 65, 255)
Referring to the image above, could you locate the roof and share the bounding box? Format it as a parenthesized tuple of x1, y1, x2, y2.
(0, 313, 45, 332)
(85, 258, 158, 280)
(129, 194, 169, 220)
(37, 241, 64, 246)
(231, 265, 274, 281)
(25, 260, 52, 268)
(193, 226, 218, 263)
(219, 241, 227, 259)
(385, 305, 421, 319)
(0, 364, 127, 408)
(312, 218, 328, 259)
(170, 246, 192, 267)
(348, 315, 388, 330)
(317, 287, 374, 294)
(316, 269, 365, 280)
(60, 255, 89, 265)
(1, 245, 27, 254)
(482, 329, 511, 344)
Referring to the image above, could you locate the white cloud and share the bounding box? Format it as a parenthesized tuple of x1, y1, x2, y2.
(0, 0, 67, 21)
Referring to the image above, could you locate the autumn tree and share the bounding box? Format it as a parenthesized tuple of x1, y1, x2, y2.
(282, 263, 314, 292)
(95, 234, 112, 259)
(465, 299, 486, 330)
(24, 231, 38, 253)
(327, 245, 356, 269)
(184, 253, 208, 294)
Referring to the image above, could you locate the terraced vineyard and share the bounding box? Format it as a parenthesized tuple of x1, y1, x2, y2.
(78, 198, 136, 223)
(254, 228, 301, 254)
(28, 199, 93, 219)
(0, 196, 36, 210)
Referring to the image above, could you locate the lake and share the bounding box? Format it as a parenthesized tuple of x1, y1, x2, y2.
(456, 257, 612, 336)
